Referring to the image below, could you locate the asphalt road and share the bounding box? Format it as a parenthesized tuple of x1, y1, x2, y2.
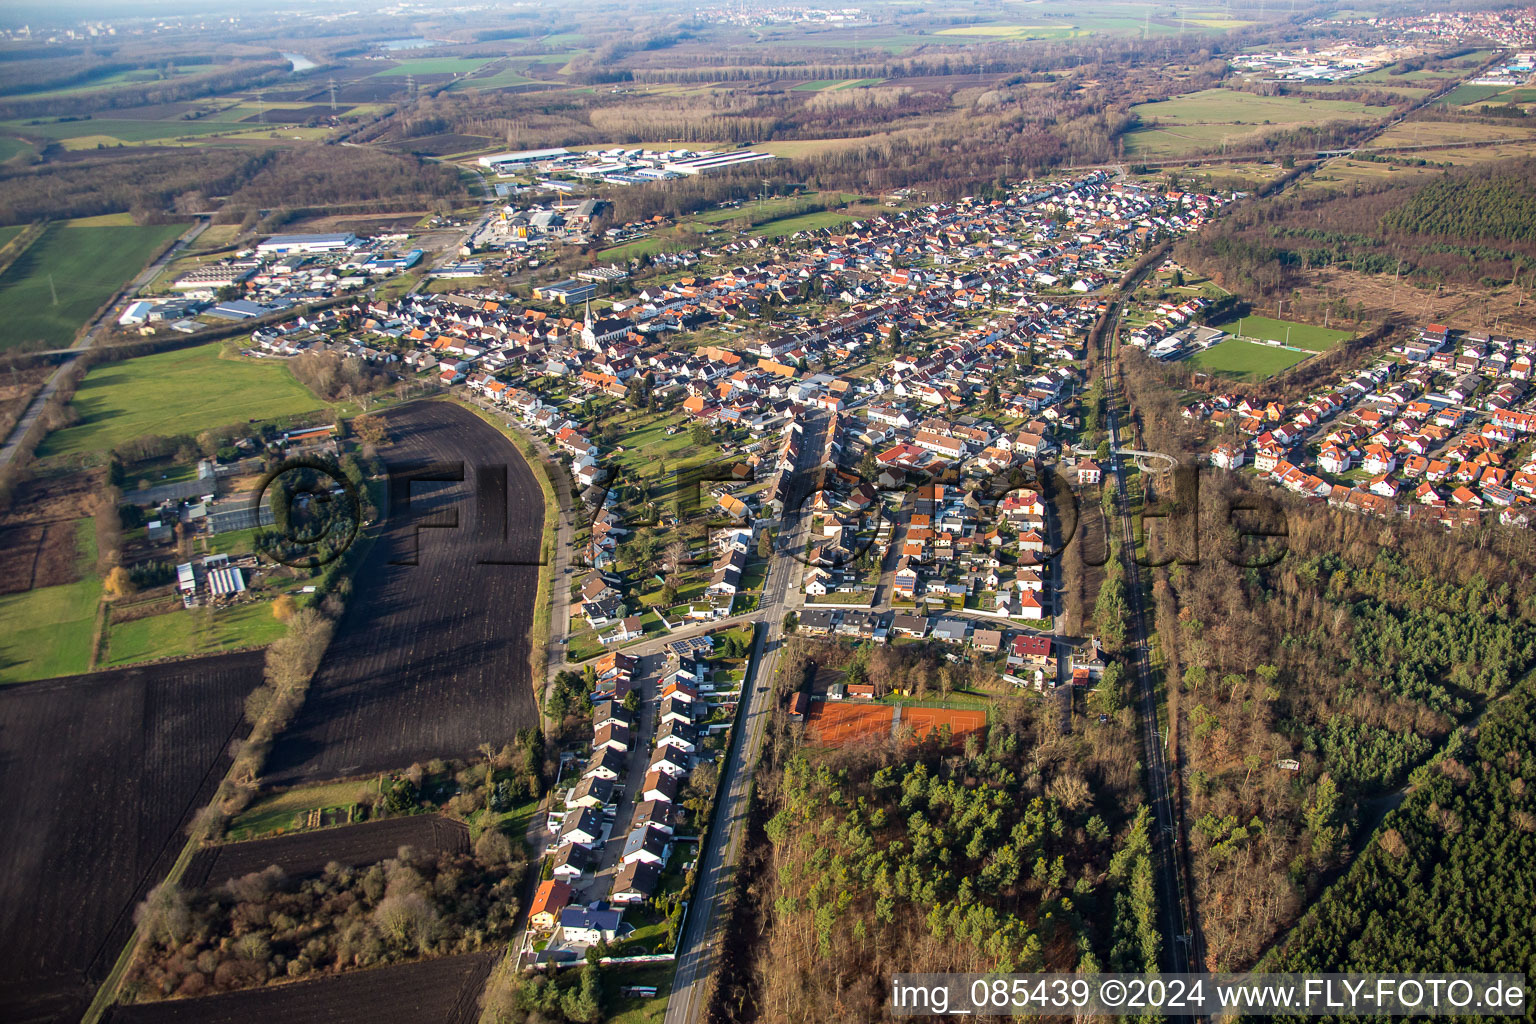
(663, 506, 810, 1024)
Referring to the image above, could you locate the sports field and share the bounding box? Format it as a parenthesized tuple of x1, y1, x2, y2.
(0, 223, 185, 351)
(1214, 315, 1351, 352)
(806, 701, 894, 745)
(37, 342, 324, 459)
(1189, 339, 1310, 381)
(902, 706, 987, 741)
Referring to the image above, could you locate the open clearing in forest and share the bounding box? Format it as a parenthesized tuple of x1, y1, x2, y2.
(0, 651, 263, 1024)
(263, 401, 544, 785)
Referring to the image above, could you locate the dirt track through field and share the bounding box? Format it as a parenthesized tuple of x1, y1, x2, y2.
(105, 950, 497, 1024)
(264, 401, 543, 785)
(0, 651, 264, 1024)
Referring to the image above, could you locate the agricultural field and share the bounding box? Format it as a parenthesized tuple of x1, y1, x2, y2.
(1212, 314, 1351, 352)
(3, 117, 251, 147)
(1188, 338, 1312, 380)
(0, 651, 263, 1024)
(452, 67, 539, 91)
(791, 78, 884, 91)
(1123, 88, 1394, 157)
(0, 136, 33, 162)
(2, 65, 197, 99)
(262, 401, 544, 786)
(105, 950, 497, 1024)
(1374, 118, 1536, 150)
(372, 58, 492, 77)
(184, 816, 469, 890)
(0, 574, 100, 683)
(1437, 84, 1509, 106)
(0, 222, 185, 351)
(37, 342, 323, 460)
(105, 600, 290, 668)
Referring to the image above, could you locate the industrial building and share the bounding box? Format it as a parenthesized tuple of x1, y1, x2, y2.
(255, 232, 359, 255)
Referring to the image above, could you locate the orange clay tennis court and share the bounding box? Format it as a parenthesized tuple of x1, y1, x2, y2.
(806, 701, 895, 745)
(902, 706, 987, 741)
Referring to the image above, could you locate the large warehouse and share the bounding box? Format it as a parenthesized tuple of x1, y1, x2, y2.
(255, 232, 359, 254)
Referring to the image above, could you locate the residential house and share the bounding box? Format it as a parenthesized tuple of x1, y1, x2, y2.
(530, 880, 573, 930)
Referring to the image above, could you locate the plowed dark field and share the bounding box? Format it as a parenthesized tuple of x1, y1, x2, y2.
(0, 651, 263, 1024)
(106, 951, 497, 1024)
(183, 816, 469, 889)
(264, 401, 543, 785)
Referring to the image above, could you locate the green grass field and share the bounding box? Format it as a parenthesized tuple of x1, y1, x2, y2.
(3, 65, 196, 99)
(746, 208, 860, 238)
(453, 67, 536, 91)
(373, 58, 492, 77)
(38, 342, 324, 459)
(106, 599, 288, 667)
(0, 222, 185, 351)
(4, 118, 249, 143)
(0, 136, 34, 162)
(0, 519, 99, 684)
(1440, 84, 1509, 106)
(1133, 88, 1392, 125)
(1214, 315, 1351, 352)
(0, 224, 24, 250)
(0, 577, 100, 682)
(1189, 339, 1310, 380)
(1125, 87, 1393, 156)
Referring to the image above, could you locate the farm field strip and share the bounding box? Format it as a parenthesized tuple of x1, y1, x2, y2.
(263, 402, 544, 785)
(105, 949, 497, 1024)
(0, 223, 186, 352)
(184, 816, 469, 889)
(0, 652, 264, 1024)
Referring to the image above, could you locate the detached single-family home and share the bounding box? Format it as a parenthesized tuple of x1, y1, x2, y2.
(558, 905, 623, 945)
(611, 860, 663, 905)
(642, 768, 679, 804)
(530, 880, 573, 930)
(560, 806, 605, 848)
(551, 841, 594, 882)
(621, 823, 672, 867)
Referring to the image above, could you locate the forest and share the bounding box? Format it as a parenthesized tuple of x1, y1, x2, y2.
(1139, 470, 1536, 969)
(709, 639, 1150, 1023)
(1177, 155, 1536, 301)
(1266, 676, 1536, 983)
(0, 145, 465, 226)
(123, 838, 526, 1001)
